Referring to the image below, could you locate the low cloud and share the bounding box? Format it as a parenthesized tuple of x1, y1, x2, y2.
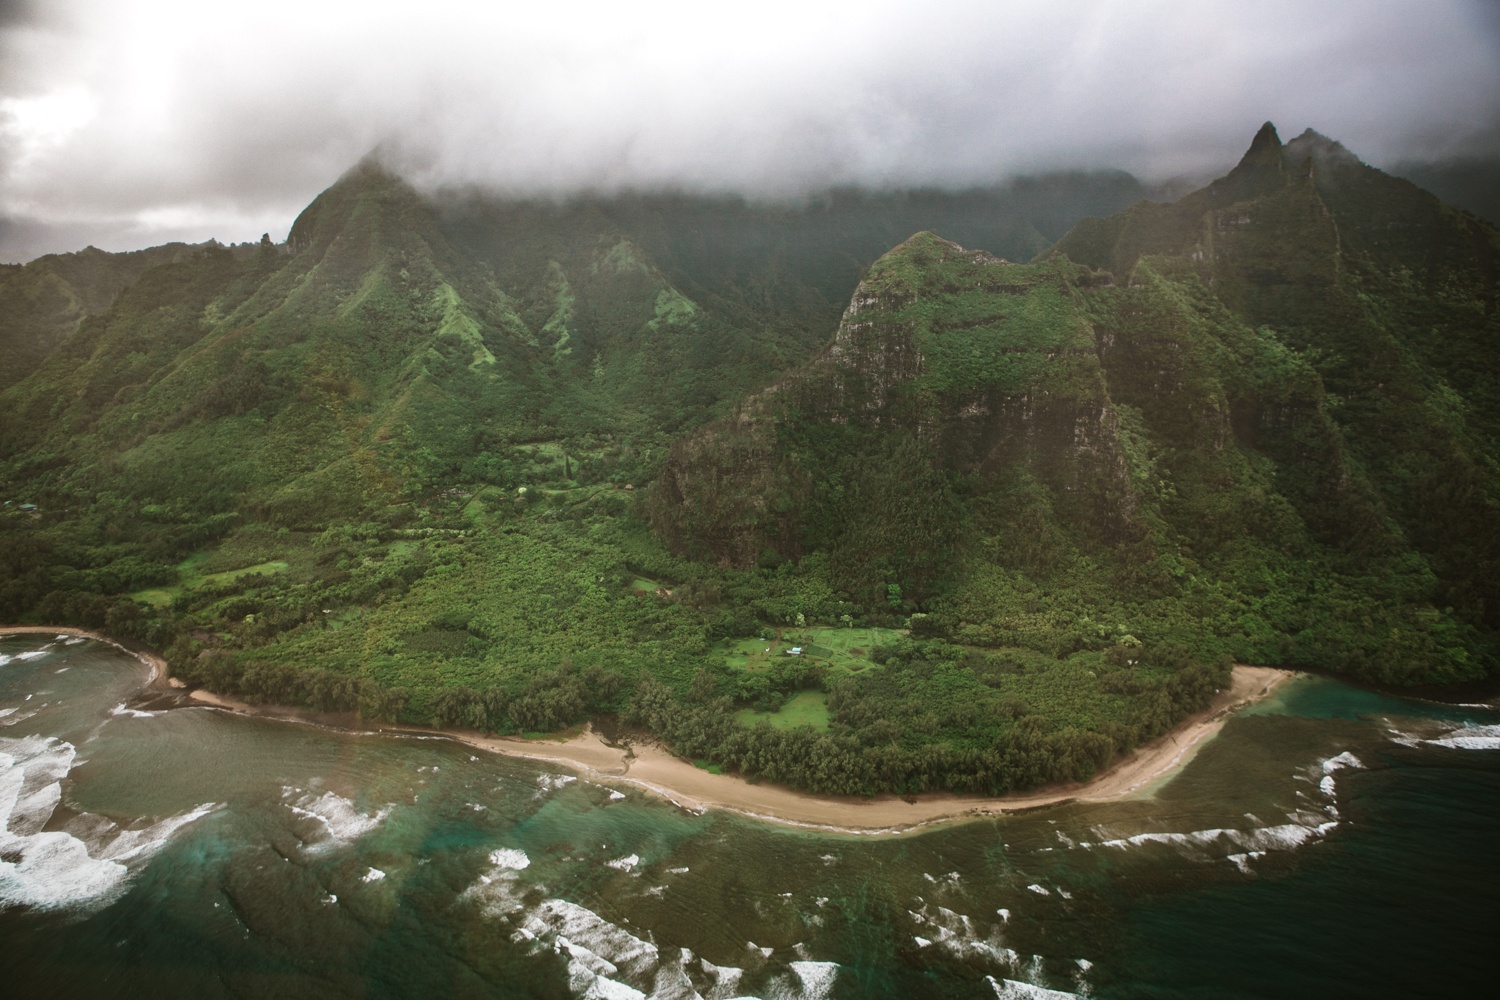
(2, 0, 1497, 261)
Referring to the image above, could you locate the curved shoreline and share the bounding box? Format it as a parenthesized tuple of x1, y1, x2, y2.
(446, 664, 1296, 834)
(2, 625, 1294, 835)
(0, 625, 169, 687)
(190, 660, 1300, 834)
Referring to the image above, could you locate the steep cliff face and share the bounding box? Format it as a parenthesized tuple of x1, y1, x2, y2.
(653, 124, 1500, 684)
(650, 233, 1146, 595)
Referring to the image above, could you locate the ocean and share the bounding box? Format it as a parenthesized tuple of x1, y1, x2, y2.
(2, 633, 1494, 998)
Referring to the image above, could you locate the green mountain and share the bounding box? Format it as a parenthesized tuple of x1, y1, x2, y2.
(1, 127, 1494, 796)
(654, 123, 1500, 688)
(0, 241, 211, 391)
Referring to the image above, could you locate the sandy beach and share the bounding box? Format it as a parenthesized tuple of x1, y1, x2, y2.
(192, 662, 1295, 834)
(452, 664, 1294, 833)
(3, 624, 1293, 835)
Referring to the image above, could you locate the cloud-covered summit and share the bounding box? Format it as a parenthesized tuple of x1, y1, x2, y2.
(2, 0, 1497, 262)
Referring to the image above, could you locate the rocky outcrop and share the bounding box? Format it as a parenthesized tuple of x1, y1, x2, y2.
(650, 233, 1146, 577)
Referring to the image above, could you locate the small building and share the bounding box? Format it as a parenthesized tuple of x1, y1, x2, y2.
(786, 647, 803, 656)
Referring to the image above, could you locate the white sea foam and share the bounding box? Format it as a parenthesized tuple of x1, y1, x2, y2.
(489, 848, 530, 871)
(1090, 818, 1337, 855)
(528, 897, 660, 980)
(0, 709, 14, 719)
(1026, 884, 1050, 896)
(605, 853, 640, 873)
(1322, 751, 1363, 772)
(14, 650, 50, 661)
(696, 956, 744, 998)
(1226, 851, 1267, 874)
(462, 863, 529, 918)
(0, 735, 215, 911)
(286, 789, 390, 849)
(109, 702, 158, 720)
(1080, 754, 1350, 861)
(362, 867, 386, 883)
(787, 960, 838, 999)
(465, 860, 758, 1000)
(0, 707, 36, 727)
(537, 774, 578, 793)
(909, 903, 1020, 968)
(987, 975, 1080, 999)
(1423, 723, 1500, 750)
(608, 790, 626, 801)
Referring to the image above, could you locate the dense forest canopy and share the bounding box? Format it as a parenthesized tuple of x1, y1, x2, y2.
(2, 123, 1495, 795)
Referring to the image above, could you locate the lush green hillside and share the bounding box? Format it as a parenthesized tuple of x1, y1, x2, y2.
(657, 124, 1500, 695)
(1, 127, 1494, 797)
(0, 241, 216, 390)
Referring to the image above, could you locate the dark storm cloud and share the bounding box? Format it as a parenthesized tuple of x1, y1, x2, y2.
(1, 0, 1497, 262)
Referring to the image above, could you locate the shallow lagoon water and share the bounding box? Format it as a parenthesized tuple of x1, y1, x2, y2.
(1, 635, 1495, 998)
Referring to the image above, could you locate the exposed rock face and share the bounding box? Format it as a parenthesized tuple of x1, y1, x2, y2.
(650, 233, 1146, 581)
(654, 122, 1500, 677)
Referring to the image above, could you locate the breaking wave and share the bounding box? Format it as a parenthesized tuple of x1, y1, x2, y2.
(284, 788, 390, 849)
(0, 734, 215, 912)
(1421, 723, 1500, 751)
(1071, 751, 1363, 871)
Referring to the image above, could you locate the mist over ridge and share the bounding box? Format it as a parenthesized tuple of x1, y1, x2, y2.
(2, 0, 1498, 262)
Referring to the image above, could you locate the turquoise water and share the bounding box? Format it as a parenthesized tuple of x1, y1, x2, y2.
(2, 635, 1496, 998)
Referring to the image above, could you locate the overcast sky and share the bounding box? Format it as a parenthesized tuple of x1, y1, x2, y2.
(1, 0, 1497, 262)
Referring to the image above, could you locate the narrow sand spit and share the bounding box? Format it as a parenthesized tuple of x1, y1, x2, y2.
(3, 625, 1293, 835)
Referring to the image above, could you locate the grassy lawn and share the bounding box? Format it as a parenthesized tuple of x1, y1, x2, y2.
(734, 690, 831, 731)
(197, 560, 288, 588)
(719, 626, 901, 676)
(130, 552, 290, 607)
(131, 587, 179, 608)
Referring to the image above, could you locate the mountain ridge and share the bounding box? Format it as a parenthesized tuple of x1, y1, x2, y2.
(1, 123, 1495, 796)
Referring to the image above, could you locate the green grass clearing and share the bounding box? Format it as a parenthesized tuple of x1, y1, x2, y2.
(720, 626, 901, 676)
(130, 587, 179, 608)
(734, 691, 831, 731)
(131, 553, 290, 607)
(197, 561, 288, 589)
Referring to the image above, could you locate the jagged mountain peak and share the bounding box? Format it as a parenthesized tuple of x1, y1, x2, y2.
(1209, 121, 1289, 204)
(286, 155, 431, 255)
(1283, 128, 1363, 172)
(1246, 121, 1284, 159)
